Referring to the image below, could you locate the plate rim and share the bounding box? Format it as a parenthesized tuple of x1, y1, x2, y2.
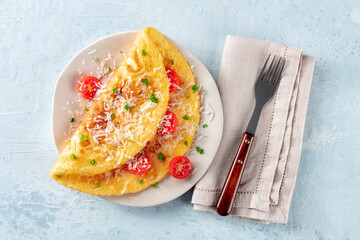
(51, 30, 224, 207)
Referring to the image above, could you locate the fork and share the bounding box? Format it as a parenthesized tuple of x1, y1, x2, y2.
(216, 54, 286, 216)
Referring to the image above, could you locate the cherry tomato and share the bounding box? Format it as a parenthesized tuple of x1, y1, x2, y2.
(126, 153, 151, 175)
(157, 111, 178, 135)
(166, 68, 180, 93)
(77, 76, 101, 100)
(169, 156, 192, 179)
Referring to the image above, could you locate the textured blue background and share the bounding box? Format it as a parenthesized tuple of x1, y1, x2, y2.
(1, 0, 359, 239)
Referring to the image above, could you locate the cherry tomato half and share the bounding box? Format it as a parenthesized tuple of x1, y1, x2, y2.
(78, 76, 101, 100)
(157, 111, 178, 135)
(169, 156, 192, 179)
(126, 153, 151, 175)
(166, 68, 180, 93)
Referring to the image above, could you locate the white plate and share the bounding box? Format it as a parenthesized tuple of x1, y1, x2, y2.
(52, 31, 223, 207)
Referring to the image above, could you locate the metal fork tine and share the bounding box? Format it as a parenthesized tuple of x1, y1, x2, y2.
(257, 54, 271, 81)
(274, 60, 286, 87)
(263, 55, 276, 82)
(270, 57, 282, 84)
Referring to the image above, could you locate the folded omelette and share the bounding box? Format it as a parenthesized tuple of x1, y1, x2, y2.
(51, 27, 200, 195)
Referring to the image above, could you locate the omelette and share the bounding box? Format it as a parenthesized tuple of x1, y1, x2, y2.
(51, 29, 170, 177)
(51, 27, 200, 195)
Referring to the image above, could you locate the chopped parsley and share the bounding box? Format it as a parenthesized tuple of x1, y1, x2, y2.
(183, 115, 190, 120)
(97, 183, 102, 188)
(140, 179, 144, 184)
(124, 104, 130, 111)
(71, 154, 77, 159)
(90, 159, 96, 165)
(135, 108, 138, 112)
(107, 66, 111, 72)
(170, 59, 174, 64)
(85, 108, 89, 112)
(114, 121, 118, 124)
(70, 117, 75, 122)
(142, 78, 148, 84)
(80, 135, 88, 141)
(184, 141, 189, 146)
(158, 152, 165, 161)
(196, 146, 204, 154)
(93, 56, 98, 61)
(202, 124, 208, 128)
(120, 50, 123, 53)
(125, 138, 131, 142)
(192, 85, 199, 93)
(56, 174, 63, 178)
(150, 93, 158, 103)
(152, 183, 158, 188)
(142, 49, 147, 56)
(111, 113, 115, 118)
(186, 95, 190, 99)
(113, 87, 117, 94)
(140, 151, 145, 155)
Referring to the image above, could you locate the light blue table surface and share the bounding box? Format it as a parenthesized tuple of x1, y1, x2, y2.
(1, 0, 359, 239)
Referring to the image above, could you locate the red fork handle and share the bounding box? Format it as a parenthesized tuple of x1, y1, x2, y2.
(216, 132, 254, 216)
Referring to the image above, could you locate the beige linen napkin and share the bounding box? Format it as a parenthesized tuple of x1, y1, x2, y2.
(191, 36, 315, 224)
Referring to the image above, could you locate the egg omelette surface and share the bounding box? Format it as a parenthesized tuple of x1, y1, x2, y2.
(51, 27, 200, 195)
(50, 29, 170, 179)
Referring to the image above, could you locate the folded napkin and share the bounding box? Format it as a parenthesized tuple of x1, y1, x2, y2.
(191, 36, 315, 223)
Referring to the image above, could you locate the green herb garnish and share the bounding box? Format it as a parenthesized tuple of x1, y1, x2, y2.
(125, 138, 131, 142)
(142, 49, 147, 56)
(113, 88, 117, 94)
(135, 108, 138, 112)
(70, 117, 75, 123)
(114, 121, 118, 124)
(202, 124, 208, 128)
(142, 78, 148, 84)
(140, 180, 144, 184)
(90, 159, 96, 165)
(93, 56, 98, 61)
(85, 108, 89, 112)
(124, 104, 130, 111)
(152, 183, 158, 188)
(192, 85, 198, 93)
(57, 174, 63, 178)
(111, 113, 115, 119)
(158, 152, 165, 161)
(80, 135, 88, 141)
(71, 154, 77, 159)
(107, 66, 111, 72)
(140, 151, 145, 155)
(150, 93, 158, 103)
(196, 146, 204, 154)
(97, 183, 102, 188)
(184, 141, 188, 146)
(183, 115, 190, 120)
(170, 59, 174, 64)
(120, 50, 123, 53)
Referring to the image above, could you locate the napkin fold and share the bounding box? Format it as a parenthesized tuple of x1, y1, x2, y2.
(191, 35, 315, 224)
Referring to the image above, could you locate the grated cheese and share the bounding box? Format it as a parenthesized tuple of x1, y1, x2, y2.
(199, 104, 214, 123)
(88, 49, 97, 55)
